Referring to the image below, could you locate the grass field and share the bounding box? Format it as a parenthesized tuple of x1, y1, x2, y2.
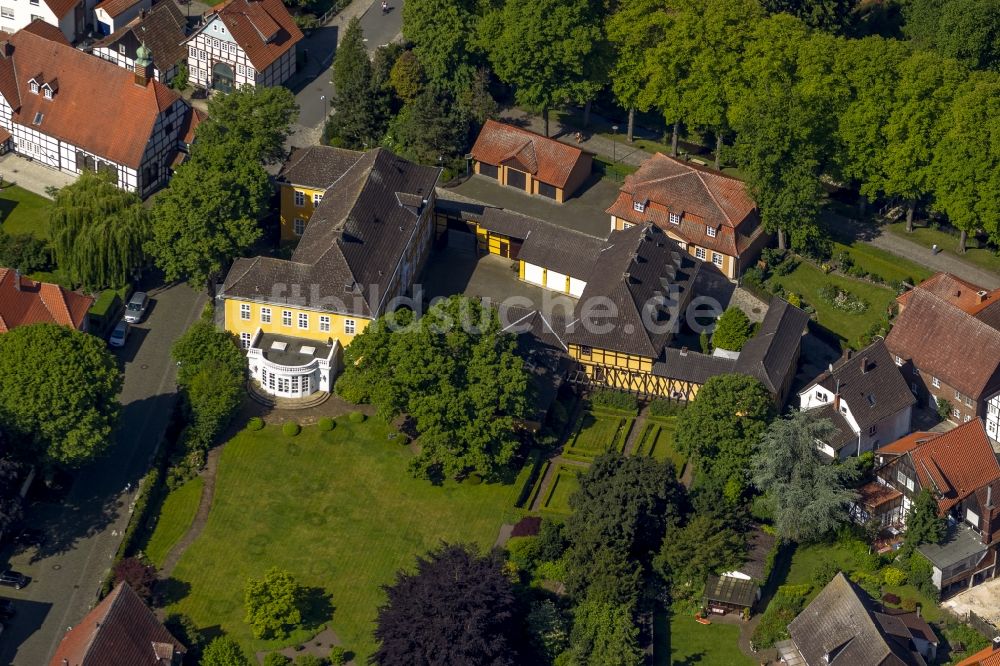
(144, 477, 204, 568)
(770, 262, 897, 345)
(541, 465, 581, 515)
(820, 211, 933, 286)
(657, 610, 753, 665)
(165, 418, 517, 659)
(636, 419, 685, 476)
(0, 185, 51, 238)
(887, 221, 1000, 277)
(564, 411, 633, 460)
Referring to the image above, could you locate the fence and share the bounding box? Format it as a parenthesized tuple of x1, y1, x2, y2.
(968, 610, 1000, 639)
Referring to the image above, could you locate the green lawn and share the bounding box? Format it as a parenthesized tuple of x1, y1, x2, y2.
(564, 411, 633, 460)
(166, 418, 517, 659)
(820, 211, 933, 285)
(770, 262, 897, 346)
(0, 185, 51, 238)
(887, 221, 1000, 277)
(636, 418, 685, 476)
(541, 465, 581, 515)
(144, 477, 204, 568)
(659, 610, 753, 665)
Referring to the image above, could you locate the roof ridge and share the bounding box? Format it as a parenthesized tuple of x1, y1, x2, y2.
(79, 583, 125, 660)
(694, 168, 736, 226)
(916, 289, 1000, 338)
(37, 282, 72, 325)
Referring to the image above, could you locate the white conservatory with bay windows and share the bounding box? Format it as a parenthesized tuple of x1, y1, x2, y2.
(246, 329, 339, 399)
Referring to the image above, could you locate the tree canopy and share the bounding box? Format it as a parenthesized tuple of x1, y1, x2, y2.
(199, 85, 299, 165)
(675, 374, 775, 500)
(654, 512, 745, 602)
(336, 297, 529, 480)
(0, 451, 22, 534)
(0, 324, 121, 467)
(201, 636, 251, 666)
(751, 411, 859, 542)
(402, 0, 483, 88)
(902, 488, 946, 555)
(711, 307, 754, 352)
(328, 17, 381, 149)
(760, 0, 857, 33)
(567, 597, 643, 666)
(49, 171, 151, 290)
(372, 543, 521, 665)
(244, 567, 306, 640)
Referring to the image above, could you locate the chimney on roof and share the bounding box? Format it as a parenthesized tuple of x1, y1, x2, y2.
(833, 378, 841, 412)
(861, 356, 869, 374)
(0, 41, 11, 58)
(988, 484, 993, 509)
(993, 636, 1000, 650)
(13, 268, 20, 291)
(134, 41, 153, 87)
(979, 290, 989, 303)
(680, 346, 688, 356)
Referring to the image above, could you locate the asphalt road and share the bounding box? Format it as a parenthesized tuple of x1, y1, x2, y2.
(0, 280, 205, 666)
(359, 0, 403, 53)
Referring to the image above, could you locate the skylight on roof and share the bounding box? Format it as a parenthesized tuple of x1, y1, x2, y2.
(32, 112, 42, 126)
(867, 394, 876, 406)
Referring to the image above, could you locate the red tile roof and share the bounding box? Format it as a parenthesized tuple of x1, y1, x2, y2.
(181, 107, 206, 144)
(20, 19, 71, 45)
(881, 420, 1000, 513)
(50, 582, 185, 666)
(0, 28, 182, 169)
(43, 0, 80, 20)
(470, 119, 589, 188)
(203, 0, 303, 72)
(858, 480, 903, 508)
(957, 644, 1000, 666)
(897, 272, 1000, 315)
(0, 267, 92, 332)
(94, 0, 143, 18)
(885, 288, 1000, 399)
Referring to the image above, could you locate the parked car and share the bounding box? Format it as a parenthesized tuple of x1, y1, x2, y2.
(0, 570, 29, 590)
(109, 320, 129, 348)
(0, 598, 14, 618)
(123, 292, 149, 324)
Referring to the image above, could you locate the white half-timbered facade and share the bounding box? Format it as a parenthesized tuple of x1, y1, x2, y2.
(90, 1, 187, 83)
(0, 27, 190, 195)
(185, 0, 301, 92)
(0, 0, 87, 43)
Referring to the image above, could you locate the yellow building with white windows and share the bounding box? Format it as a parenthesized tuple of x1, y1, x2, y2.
(276, 145, 364, 241)
(219, 148, 440, 399)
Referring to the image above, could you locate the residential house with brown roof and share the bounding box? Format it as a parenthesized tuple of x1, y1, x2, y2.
(0, 267, 92, 332)
(606, 153, 769, 280)
(886, 280, 1000, 443)
(185, 0, 302, 92)
(470, 120, 593, 204)
(897, 272, 1000, 316)
(957, 640, 1000, 666)
(276, 145, 363, 241)
(0, 0, 89, 45)
(91, 1, 188, 83)
(0, 26, 190, 195)
(799, 340, 916, 460)
(93, 0, 148, 35)
(778, 572, 937, 665)
(218, 148, 440, 399)
(854, 419, 1000, 596)
(50, 582, 186, 666)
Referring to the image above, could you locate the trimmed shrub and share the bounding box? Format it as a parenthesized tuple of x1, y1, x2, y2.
(348, 411, 366, 423)
(294, 656, 324, 666)
(818, 284, 869, 313)
(589, 389, 638, 413)
(282, 421, 301, 437)
(247, 417, 265, 431)
(264, 654, 292, 666)
(648, 400, 682, 418)
(751, 584, 811, 648)
(506, 536, 542, 571)
(882, 567, 907, 587)
(329, 646, 348, 665)
(318, 417, 335, 432)
(712, 306, 753, 352)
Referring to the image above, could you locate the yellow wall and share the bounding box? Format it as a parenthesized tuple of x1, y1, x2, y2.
(279, 183, 327, 241)
(223, 298, 371, 349)
(568, 344, 653, 372)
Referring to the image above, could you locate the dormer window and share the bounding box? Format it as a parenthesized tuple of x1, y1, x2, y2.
(633, 201, 645, 213)
(43, 87, 51, 99)
(706, 226, 717, 238)
(29, 80, 38, 94)
(669, 212, 681, 225)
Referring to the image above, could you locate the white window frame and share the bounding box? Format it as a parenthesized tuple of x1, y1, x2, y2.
(344, 318, 356, 335)
(0, 7, 14, 19)
(293, 218, 305, 236)
(260, 307, 271, 324)
(669, 212, 681, 225)
(953, 407, 961, 420)
(932, 376, 941, 388)
(298, 313, 309, 329)
(633, 201, 645, 213)
(695, 247, 706, 261)
(815, 391, 827, 403)
(282, 310, 292, 327)
(622, 222, 634, 230)
(294, 190, 305, 207)
(119, 43, 125, 55)
(712, 252, 723, 267)
(895, 355, 903, 367)
(240, 303, 250, 320)
(29, 81, 38, 94)
(706, 226, 717, 238)
(189, 45, 196, 58)
(313, 193, 323, 206)
(319, 315, 330, 332)
(240, 332, 251, 349)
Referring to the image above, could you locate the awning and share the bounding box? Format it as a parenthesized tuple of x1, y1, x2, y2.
(859, 481, 902, 509)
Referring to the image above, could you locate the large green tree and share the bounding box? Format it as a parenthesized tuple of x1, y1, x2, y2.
(201, 636, 251, 666)
(244, 567, 306, 640)
(385, 86, 470, 165)
(931, 70, 1000, 251)
(49, 171, 151, 289)
(751, 411, 859, 543)
(711, 307, 753, 352)
(904, 0, 1000, 71)
(675, 374, 775, 500)
(402, 0, 482, 88)
(198, 85, 298, 165)
(902, 488, 946, 556)
(568, 597, 643, 666)
(0, 324, 121, 467)
(482, 0, 607, 136)
(327, 17, 379, 149)
(654, 513, 745, 603)
(606, 0, 667, 142)
(760, 0, 857, 33)
(336, 297, 529, 480)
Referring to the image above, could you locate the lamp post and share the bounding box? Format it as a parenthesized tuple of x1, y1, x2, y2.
(611, 125, 619, 164)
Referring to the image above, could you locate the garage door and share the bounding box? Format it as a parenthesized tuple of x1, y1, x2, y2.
(538, 182, 557, 199)
(506, 169, 526, 191)
(546, 270, 568, 293)
(569, 277, 586, 297)
(479, 163, 498, 179)
(523, 262, 545, 286)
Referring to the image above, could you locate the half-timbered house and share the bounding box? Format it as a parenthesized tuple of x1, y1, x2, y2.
(0, 27, 190, 195)
(91, 1, 187, 82)
(0, 0, 88, 45)
(185, 0, 301, 92)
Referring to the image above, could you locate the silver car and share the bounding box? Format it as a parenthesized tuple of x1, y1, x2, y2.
(109, 320, 129, 348)
(123, 292, 149, 324)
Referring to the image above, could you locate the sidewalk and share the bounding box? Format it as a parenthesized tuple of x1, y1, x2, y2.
(867, 229, 1000, 289)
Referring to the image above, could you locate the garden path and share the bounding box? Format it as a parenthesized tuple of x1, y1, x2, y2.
(622, 405, 649, 456)
(867, 229, 1000, 289)
(158, 445, 221, 579)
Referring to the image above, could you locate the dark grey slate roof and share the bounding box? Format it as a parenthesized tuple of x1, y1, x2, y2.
(788, 573, 926, 666)
(653, 348, 735, 384)
(513, 225, 604, 283)
(566, 223, 701, 358)
(222, 148, 440, 318)
(277, 145, 364, 190)
(805, 340, 916, 434)
(501, 306, 571, 424)
(811, 404, 860, 453)
(93, 1, 188, 73)
(918, 522, 989, 570)
(733, 296, 809, 394)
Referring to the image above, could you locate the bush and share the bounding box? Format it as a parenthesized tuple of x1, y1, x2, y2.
(294, 656, 325, 666)
(506, 536, 542, 572)
(773, 257, 800, 276)
(785, 292, 802, 308)
(712, 307, 754, 352)
(264, 654, 292, 666)
(247, 417, 265, 431)
(114, 557, 158, 602)
(936, 397, 953, 421)
(699, 330, 711, 354)
(812, 558, 839, 589)
(648, 400, 682, 418)
(900, 597, 917, 611)
(328, 646, 348, 665)
(348, 411, 366, 423)
(835, 250, 853, 271)
(282, 421, 301, 437)
(817, 284, 869, 313)
(0, 231, 52, 273)
(464, 472, 483, 485)
(534, 558, 568, 582)
(751, 584, 810, 648)
(882, 566, 907, 587)
(761, 247, 786, 267)
(589, 389, 638, 413)
(318, 417, 335, 432)
(850, 570, 883, 598)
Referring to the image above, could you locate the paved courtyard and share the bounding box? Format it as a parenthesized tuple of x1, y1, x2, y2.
(0, 153, 73, 198)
